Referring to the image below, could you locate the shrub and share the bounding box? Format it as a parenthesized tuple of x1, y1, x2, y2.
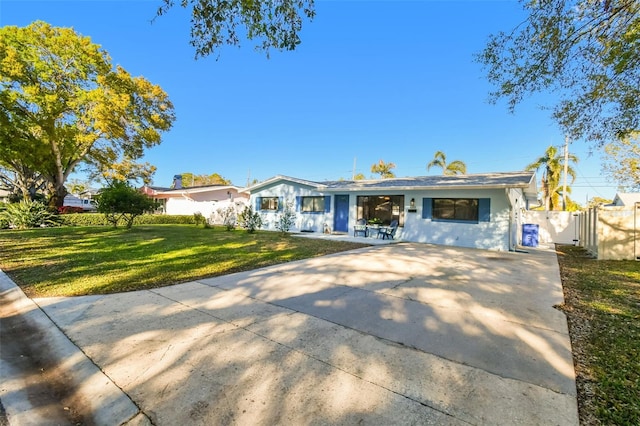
(96, 181, 157, 229)
(58, 206, 84, 214)
(0, 199, 61, 229)
(193, 212, 210, 228)
(238, 205, 262, 233)
(0, 204, 8, 229)
(60, 214, 196, 227)
(275, 202, 296, 234)
(216, 205, 238, 231)
(134, 215, 195, 225)
(60, 213, 109, 226)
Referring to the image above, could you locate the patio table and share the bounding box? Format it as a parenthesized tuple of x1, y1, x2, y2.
(367, 225, 382, 238)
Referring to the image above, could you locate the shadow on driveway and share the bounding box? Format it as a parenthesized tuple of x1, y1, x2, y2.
(27, 243, 578, 425)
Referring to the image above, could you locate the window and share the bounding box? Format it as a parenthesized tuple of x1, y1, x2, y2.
(356, 195, 404, 226)
(260, 197, 279, 211)
(301, 196, 325, 213)
(432, 198, 478, 222)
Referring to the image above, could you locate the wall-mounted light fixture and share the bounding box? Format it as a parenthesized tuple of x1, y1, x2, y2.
(408, 198, 417, 213)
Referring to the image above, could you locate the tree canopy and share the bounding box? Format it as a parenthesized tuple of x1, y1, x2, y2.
(526, 145, 578, 210)
(426, 151, 467, 175)
(157, 0, 315, 58)
(180, 172, 232, 186)
(478, 1, 640, 144)
(370, 159, 396, 179)
(0, 21, 175, 207)
(603, 133, 640, 190)
(96, 180, 157, 229)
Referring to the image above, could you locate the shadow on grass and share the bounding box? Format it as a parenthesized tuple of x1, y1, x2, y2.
(0, 225, 368, 297)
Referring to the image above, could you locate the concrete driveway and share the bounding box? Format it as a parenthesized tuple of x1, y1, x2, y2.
(1, 243, 578, 425)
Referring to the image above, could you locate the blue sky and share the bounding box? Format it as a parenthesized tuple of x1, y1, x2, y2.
(1, 0, 619, 203)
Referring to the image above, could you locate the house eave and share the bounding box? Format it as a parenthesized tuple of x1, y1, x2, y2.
(241, 175, 323, 193)
(320, 183, 534, 193)
(152, 185, 240, 196)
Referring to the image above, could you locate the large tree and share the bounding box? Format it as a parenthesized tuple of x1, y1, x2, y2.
(478, 1, 640, 144)
(0, 21, 175, 208)
(426, 151, 467, 176)
(157, 0, 315, 58)
(526, 145, 578, 210)
(0, 165, 47, 201)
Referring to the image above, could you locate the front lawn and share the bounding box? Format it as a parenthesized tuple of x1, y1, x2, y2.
(557, 245, 640, 425)
(0, 225, 368, 297)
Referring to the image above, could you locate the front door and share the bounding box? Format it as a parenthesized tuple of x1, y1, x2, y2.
(334, 195, 349, 233)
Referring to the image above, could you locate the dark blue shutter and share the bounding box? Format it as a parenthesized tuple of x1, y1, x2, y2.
(479, 198, 491, 222)
(324, 196, 331, 213)
(278, 197, 283, 211)
(295, 196, 301, 212)
(422, 198, 432, 219)
(256, 197, 261, 211)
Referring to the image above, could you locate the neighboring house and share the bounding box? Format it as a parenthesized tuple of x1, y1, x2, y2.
(0, 189, 10, 203)
(611, 192, 640, 207)
(243, 172, 538, 252)
(141, 179, 249, 220)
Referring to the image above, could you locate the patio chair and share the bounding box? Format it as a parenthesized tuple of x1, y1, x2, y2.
(353, 218, 368, 237)
(378, 220, 398, 240)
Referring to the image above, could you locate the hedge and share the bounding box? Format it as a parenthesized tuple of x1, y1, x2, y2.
(60, 214, 196, 227)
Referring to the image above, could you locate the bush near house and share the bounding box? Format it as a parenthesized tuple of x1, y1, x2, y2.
(238, 205, 262, 233)
(60, 213, 196, 227)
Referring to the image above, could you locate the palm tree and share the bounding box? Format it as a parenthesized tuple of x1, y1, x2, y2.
(370, 159, 396, 179)
(526, 145, 578, 210)
(426, 151, 467, 175)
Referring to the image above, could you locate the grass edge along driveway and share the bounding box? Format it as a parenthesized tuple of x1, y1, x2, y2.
(556, 245, 639, 426)
(0, 225, 368, 297)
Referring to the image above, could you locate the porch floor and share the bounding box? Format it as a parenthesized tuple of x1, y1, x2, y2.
(292, 232, 398, 245)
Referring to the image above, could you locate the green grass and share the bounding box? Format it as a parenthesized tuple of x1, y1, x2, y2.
(0, 225, 368, 297)
(556, 245, 640, 425)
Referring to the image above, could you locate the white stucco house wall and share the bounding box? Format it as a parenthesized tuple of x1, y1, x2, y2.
(244, 171, 538, 252)
(0, 189, 11, 204)
(142, 184, 249, 220)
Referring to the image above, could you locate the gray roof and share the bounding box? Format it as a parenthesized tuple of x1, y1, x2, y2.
(320, 171, 536, 191)
(245, 172, 537, 199)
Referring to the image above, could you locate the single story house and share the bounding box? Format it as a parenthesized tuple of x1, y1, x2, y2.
(243, 171, 538, 252)
(141, 176, 248, 220)
(610, 192, 640, 207)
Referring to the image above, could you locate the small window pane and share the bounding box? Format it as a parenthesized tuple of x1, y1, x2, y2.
(260, 197, 279, 211)
(301, 196, 325, 212)
(432, 198, 479, 222)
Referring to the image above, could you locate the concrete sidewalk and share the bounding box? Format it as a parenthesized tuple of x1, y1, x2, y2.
(1, 243, 578, 425)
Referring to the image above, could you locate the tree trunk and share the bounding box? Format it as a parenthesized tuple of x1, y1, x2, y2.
(47, 182, 67, 210)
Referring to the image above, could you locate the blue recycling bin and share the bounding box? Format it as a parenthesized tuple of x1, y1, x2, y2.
(522, 224, 539, 247)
